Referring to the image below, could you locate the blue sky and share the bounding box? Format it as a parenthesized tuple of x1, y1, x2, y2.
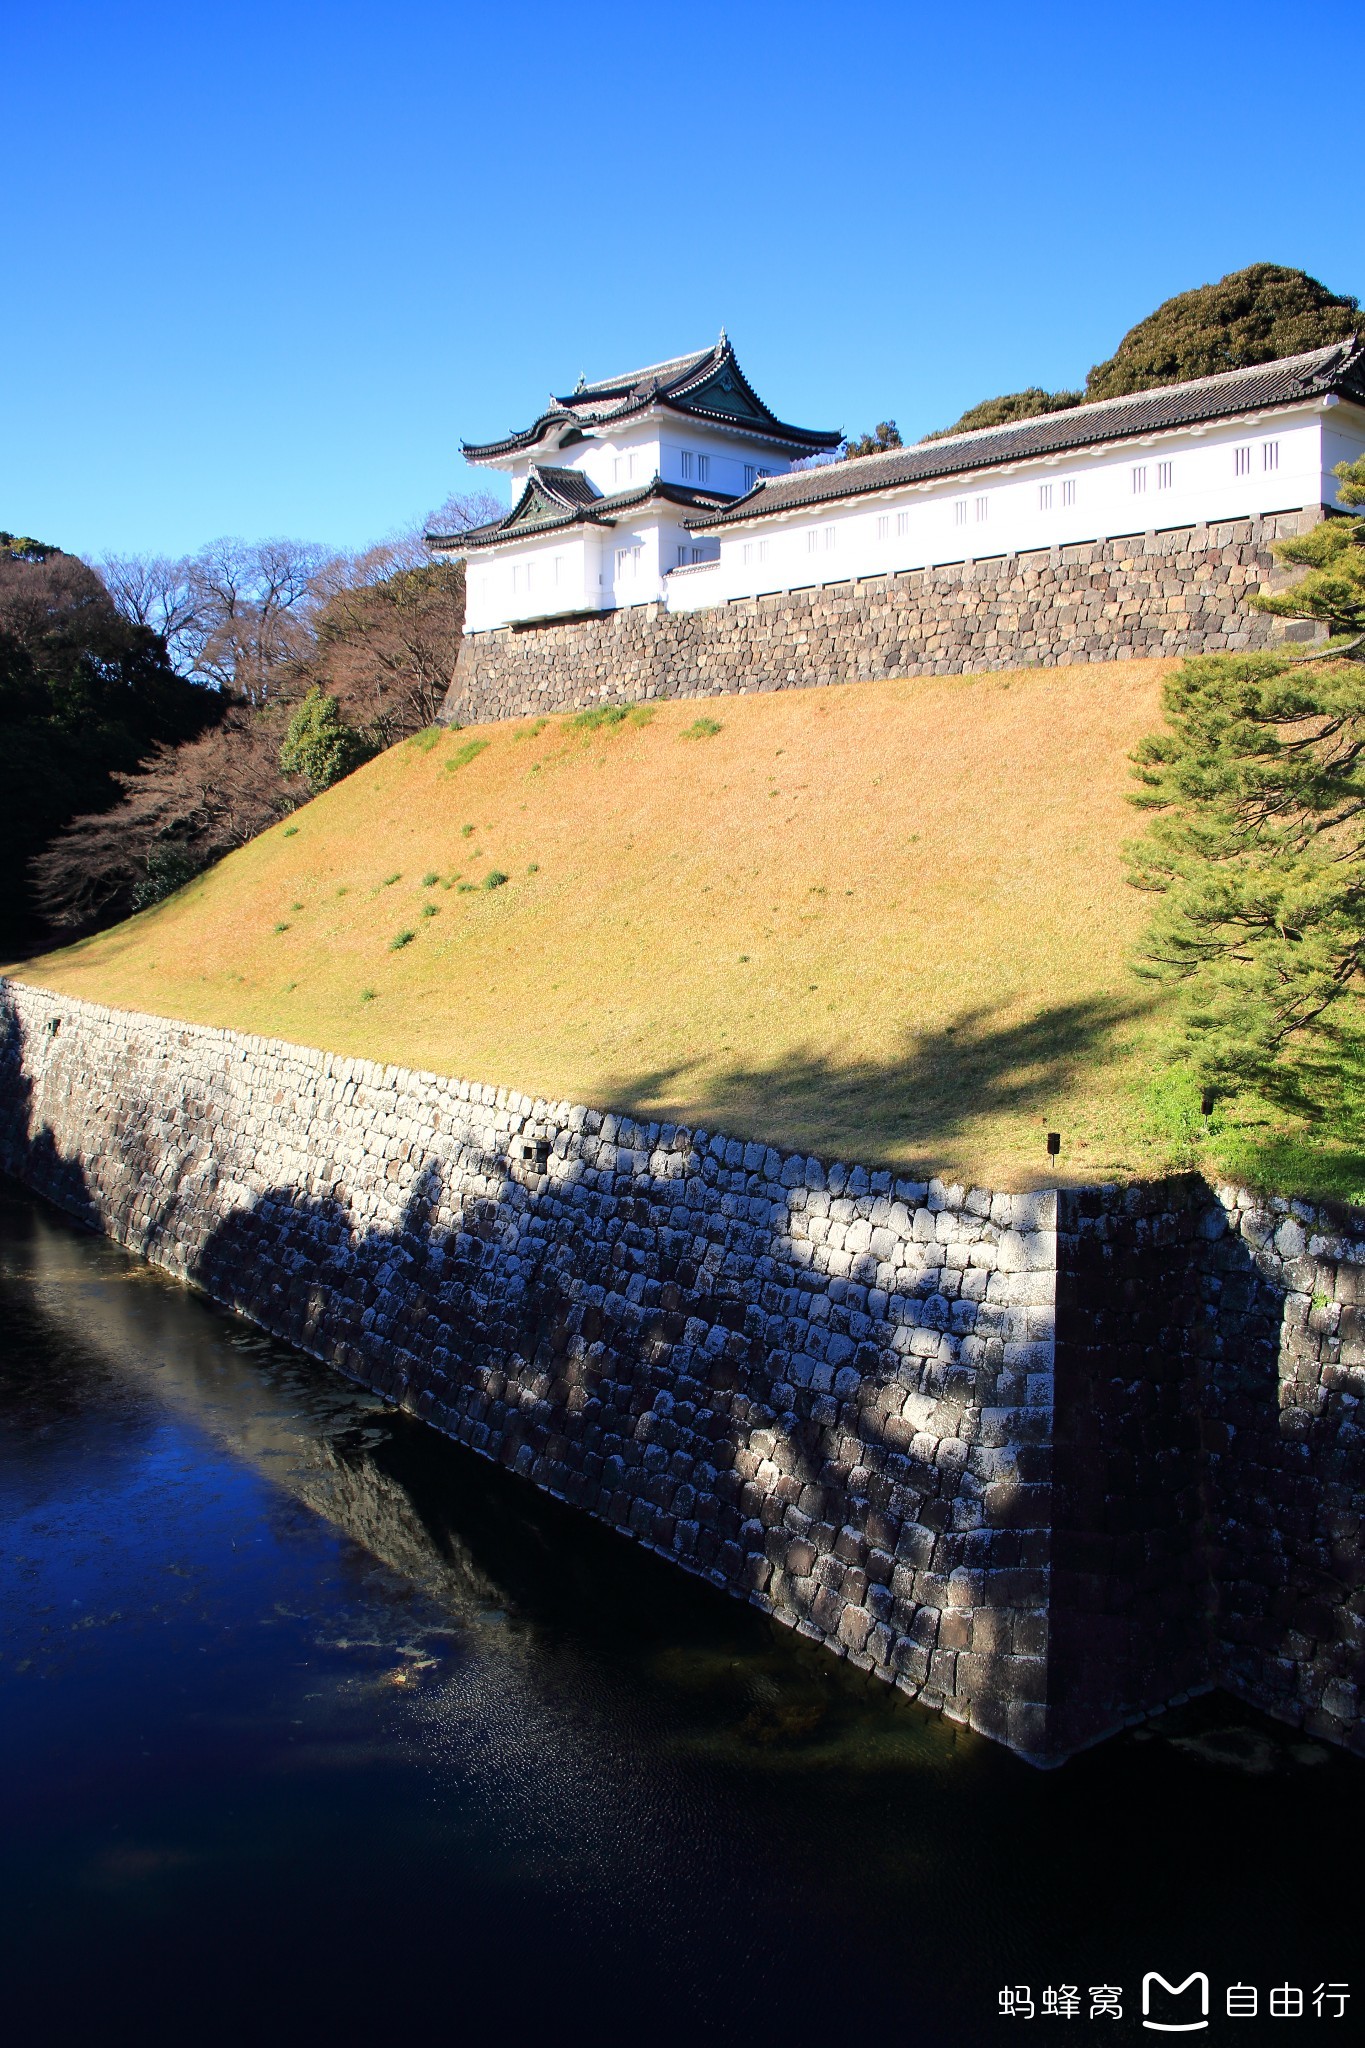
(4, 1, 1360, 560)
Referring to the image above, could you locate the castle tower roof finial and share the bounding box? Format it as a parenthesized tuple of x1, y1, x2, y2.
(718, 325, 728, 349)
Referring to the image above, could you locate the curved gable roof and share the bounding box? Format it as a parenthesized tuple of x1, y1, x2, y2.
(462, 336, 841, 462)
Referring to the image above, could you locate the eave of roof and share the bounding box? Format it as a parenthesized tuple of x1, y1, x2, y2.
(687, 339, 1365, 531)
(427, 476, 734, 551)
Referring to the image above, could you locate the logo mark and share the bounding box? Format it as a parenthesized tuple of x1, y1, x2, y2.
(1142, 1973, 1210, 2033)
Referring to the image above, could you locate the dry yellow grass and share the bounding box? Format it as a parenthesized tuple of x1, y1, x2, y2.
(11, 661, 1181, 1187)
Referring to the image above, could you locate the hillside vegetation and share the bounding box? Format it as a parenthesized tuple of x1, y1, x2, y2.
(12, 664, 1180, 1189)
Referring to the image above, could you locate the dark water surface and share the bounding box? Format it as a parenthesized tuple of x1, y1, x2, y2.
(0, 1182, 1358, 2047)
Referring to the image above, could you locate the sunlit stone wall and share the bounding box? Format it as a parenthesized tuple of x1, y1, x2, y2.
(443, 513, 1318, 728)
(2, 980, 1361, 1764)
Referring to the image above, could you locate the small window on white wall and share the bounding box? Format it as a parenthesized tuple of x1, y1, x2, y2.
(554, 555, 565, 586)
(613, 457, 624, 485)
(697, 454, 711, 483)
(743, 464, 756, 490)
(680, 451, 694, 480)
(1263, 440, 1279, 472)
(974, 497, 988, 522)
(742, 543, 753, 566)
(676, 544, 687, 567)
(1235, 446, 1252, 477)
(1039, 483, 1053, 511)
(690, 547, 706, 565)
(896, 510, 910, 537)
(616, 544, 642, 579)
(824, 525, 837, 550)
(758, 539, 770, 563)
(1061, 479, 1076, 507)
(954, 500, 968, 527)
(877, 515, 889, 540)
(807, 529, 820, 554)
(1132, 466, 1147, 495)
(1157, 461, 1173, 490)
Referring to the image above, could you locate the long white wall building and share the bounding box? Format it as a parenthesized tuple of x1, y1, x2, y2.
(432, 338, 1365, 636)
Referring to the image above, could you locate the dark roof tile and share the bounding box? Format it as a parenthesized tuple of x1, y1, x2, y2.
(689, 340, 1365, 530)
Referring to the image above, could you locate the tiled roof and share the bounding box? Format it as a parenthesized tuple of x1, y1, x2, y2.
(427, 475, 733, 552)
(560, 348, 715, 405)
(462, 336, 841, 462)
(689, 339, 1365, 531)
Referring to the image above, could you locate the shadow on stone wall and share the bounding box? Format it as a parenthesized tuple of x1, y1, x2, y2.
(2, 980, 1361, 1760)
(181, 1144, 1058, 1751)
(1056, 1181, 1364, 1755)
(601, 994, 1148, 1180)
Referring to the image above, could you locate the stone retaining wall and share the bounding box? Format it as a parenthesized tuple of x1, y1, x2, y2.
(444, 510, 1322, 725)
(1, 980, 1361, 1763)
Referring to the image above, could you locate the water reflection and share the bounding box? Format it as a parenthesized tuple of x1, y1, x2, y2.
(1, 1182, 1361, 2048)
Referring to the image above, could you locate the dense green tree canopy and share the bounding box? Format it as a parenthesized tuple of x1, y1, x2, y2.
(926, 264, 1359, 441)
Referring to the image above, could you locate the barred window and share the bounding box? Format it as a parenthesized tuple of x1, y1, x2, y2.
(1132, 466, 1147, 494)
(896, 510, 910, 537)
(877, 514, 889, 540)
(1263, 440, 1280, 471)
(1061, 479, 1076, 507)
(1039, 483, 1053, 511)
(679, 451, 694, 480)
(1157, 461, 1172, 489)
(974, 496, 988, 522)
(1234, 445, 1252, 476)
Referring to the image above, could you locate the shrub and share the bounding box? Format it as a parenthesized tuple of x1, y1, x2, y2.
(130, 845, 204, 912)
(422, 870, 439, 886)
(484, 870, 509, 890)
(389, 927, 415, 949)
(682, 717, 722, 740)
(279, 686, 373, 795)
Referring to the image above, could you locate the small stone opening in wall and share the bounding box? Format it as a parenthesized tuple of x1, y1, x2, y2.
(46, 1018, 60, 1038)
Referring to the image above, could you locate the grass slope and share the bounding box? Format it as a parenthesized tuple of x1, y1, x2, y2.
(14, 664, 1182, 1189)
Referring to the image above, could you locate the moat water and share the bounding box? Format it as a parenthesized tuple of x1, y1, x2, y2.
(0, 1181, 1359, 2046)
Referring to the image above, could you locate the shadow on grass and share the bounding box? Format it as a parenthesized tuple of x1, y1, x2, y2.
(605, 995, 1150, 1170)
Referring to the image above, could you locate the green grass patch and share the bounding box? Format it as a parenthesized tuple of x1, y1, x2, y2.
(408, 726, 442, 753)
(389, 928, 415, 950)
(682, 716, 722, 740)
(570, 705, 630, 731)
(282, 825, 299, 837)
(484, 870, 509, 890)
(447, 739, 489, 770)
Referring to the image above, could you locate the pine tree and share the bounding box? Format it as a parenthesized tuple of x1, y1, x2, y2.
(1125, 649, 1365, 1129)
(1249, 456, 1365, 642)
